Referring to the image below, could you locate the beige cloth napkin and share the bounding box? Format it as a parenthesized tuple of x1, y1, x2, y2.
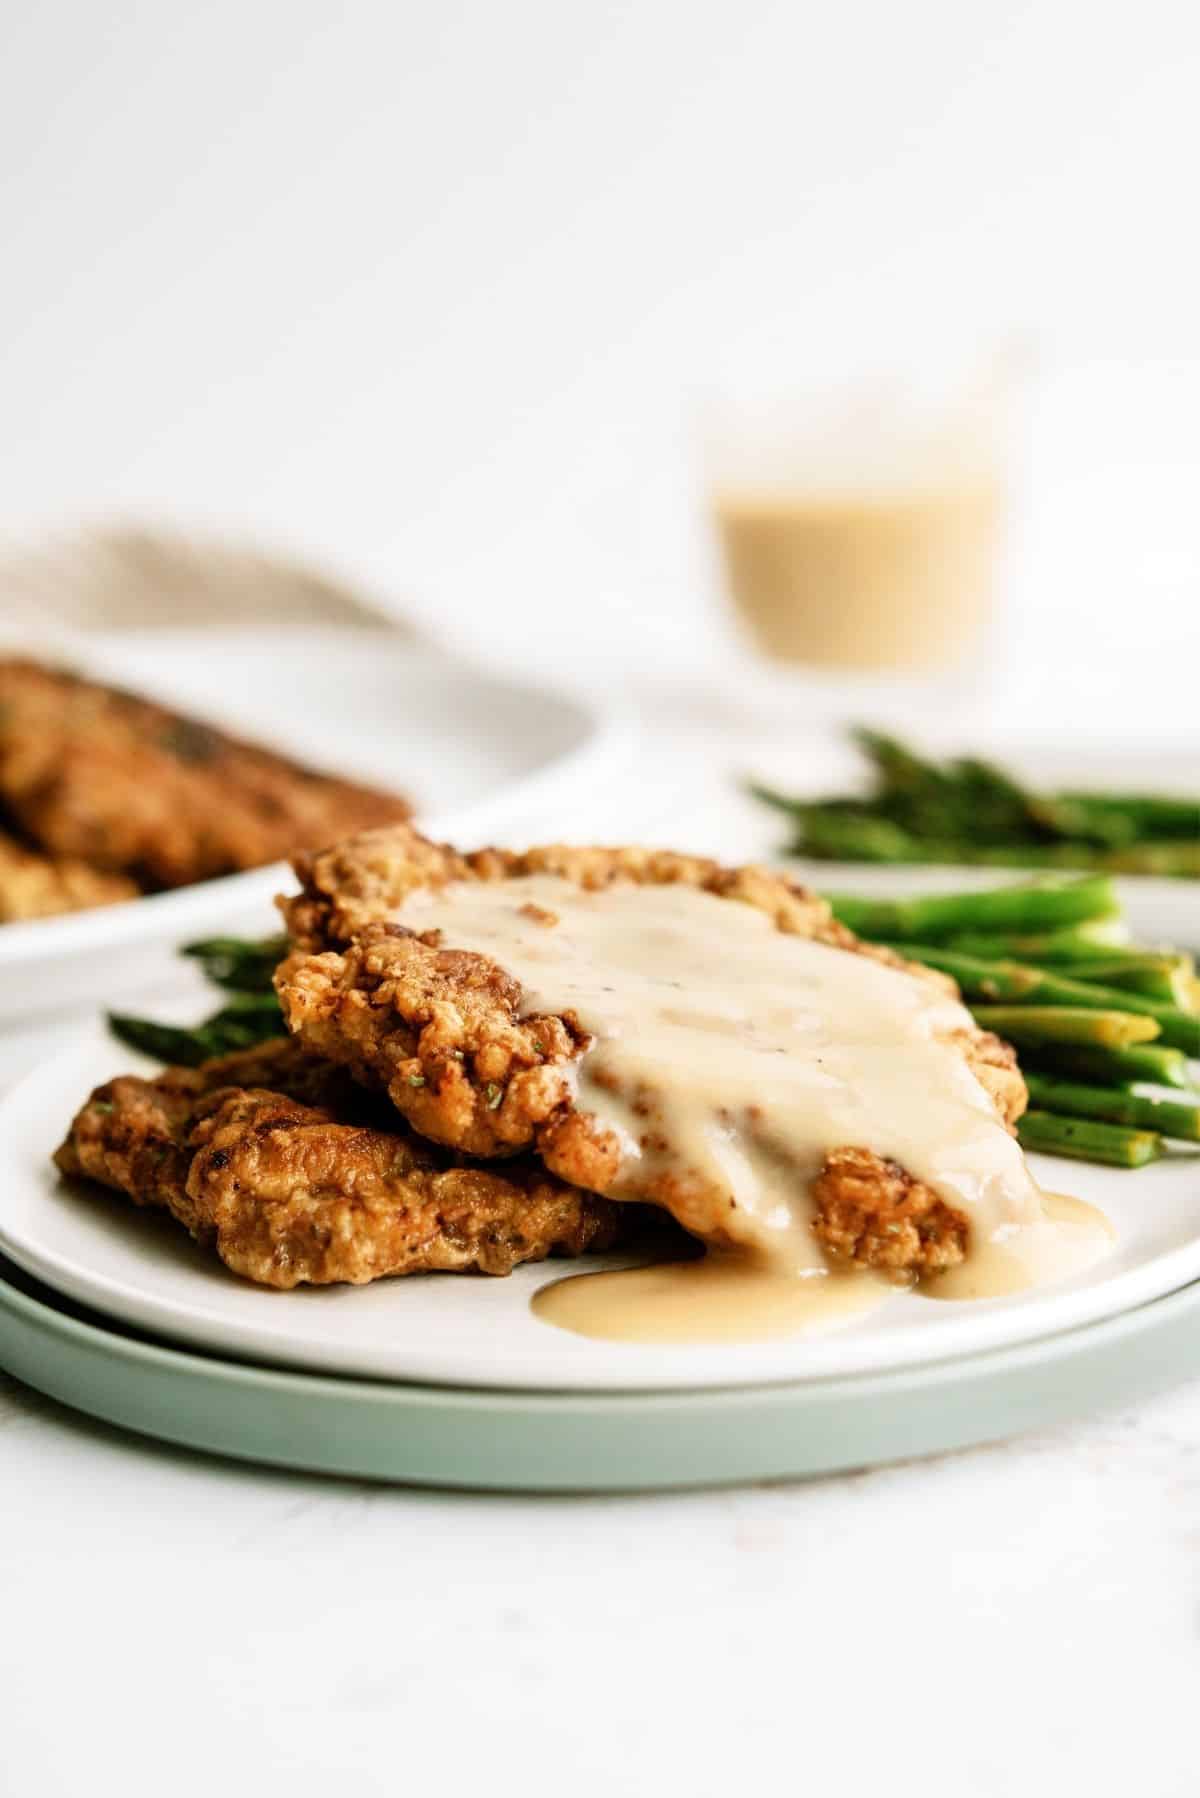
(0, 524, 409, 637)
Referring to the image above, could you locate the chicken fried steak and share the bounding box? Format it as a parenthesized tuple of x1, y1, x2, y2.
(0, 658, 411, 892)
(0, 829, 138, 922)
(275, 826, 1034, 1283)
(55, 1038, 636, 1288)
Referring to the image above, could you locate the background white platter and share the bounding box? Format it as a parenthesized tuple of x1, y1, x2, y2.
(2, 1030, 1197, 1395)
(0, 630, 628, 1020)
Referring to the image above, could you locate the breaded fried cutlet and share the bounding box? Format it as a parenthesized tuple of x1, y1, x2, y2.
(275, 825, 1030, 1282)
(0, 658, 411, 891)
(0, 829, 138, 921)
(54, 1037, 641, 1288)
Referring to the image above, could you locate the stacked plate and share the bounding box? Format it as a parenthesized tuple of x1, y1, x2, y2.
(5, 1025, 1200, 1489)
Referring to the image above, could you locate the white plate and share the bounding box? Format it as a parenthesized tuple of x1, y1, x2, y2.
(0, 630, 628, 1020)
(1, 1030, 1197, 1393)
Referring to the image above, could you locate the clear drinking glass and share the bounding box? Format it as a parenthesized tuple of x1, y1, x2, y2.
(705, 353, 1012, 675)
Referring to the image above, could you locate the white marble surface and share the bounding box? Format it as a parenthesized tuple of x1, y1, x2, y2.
(2, 704, 1199, 1797)
(2, 1369, 1199, 1797)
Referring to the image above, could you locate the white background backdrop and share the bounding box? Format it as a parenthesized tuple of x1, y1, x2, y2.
(3, 18, 1200, 1792)
(2, 0, 1200, 700)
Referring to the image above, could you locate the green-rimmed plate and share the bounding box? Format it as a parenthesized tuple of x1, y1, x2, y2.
(4, 1252, 1200, 1491)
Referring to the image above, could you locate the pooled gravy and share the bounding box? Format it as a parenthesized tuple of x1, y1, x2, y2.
(394, 876, 1111, 1341)
(532, 1254, 893, 1344)
(922, 1192, 1114, 1302)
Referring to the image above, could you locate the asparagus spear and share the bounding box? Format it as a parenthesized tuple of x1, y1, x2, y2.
(852, 730, 945, 797)
(181, 934, 288, 993)
(756, 799, 1200, 876)
(1023, 1073, 1200, 1141)
(944, 936, 1196, 1002)
(851, 733, 1098, 845)
(849, 733, 1199, 849)
(1059, 793, 1200, 841)
(1064, 958, 1196, 1007)
(943, 924, 1131, 960)
(749, 782, 856, 821)
(1019, 1042, 1191, 1090)
(826, 875, 1118, 942)
(886, 944, 1200, 1055)
(109, 992, 283, 1066)
(751, 730, 1200, 871)
(1017, 1110, 1163, 1168)
(815, 835, 1200, 875)
(1084, 841, 1200, 878)
(879, 944, 1045, 998)
(962, 841, 1200, 875)
(1017, 961, 1200, 1053)
(958, 755, 1158, 848)
(747, 796, 928, 864)
(969, 1006, 1161, 1048)
(853, 731, 996, 840)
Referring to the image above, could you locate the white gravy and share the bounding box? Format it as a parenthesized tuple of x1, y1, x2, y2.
(922, 1191, 1114, 1302)
(393, 876, 1112, 1338)
(532, 1254, 893, 1344)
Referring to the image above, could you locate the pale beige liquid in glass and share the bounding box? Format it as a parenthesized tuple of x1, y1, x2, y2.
(712, 481, 1007, 672)
(714, 482, 1003, 672)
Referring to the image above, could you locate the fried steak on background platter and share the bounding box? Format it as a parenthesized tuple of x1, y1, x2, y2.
(0, 657, 411, 900)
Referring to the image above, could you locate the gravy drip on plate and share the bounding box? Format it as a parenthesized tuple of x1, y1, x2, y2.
(531, 1252, 893, 1344)
(396, 876, 1111, 1340)
(921, 1192, 1113, 1303)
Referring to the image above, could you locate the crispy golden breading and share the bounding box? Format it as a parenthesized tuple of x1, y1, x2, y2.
(53, 1042, 639, 1288)
(54, 1072, 199, 1224)
(276, 824, 1027, 1281)
(0, 829, 138, 921)
(186, 1091, 630, 1287)
(811, 1149, 968, 1278)
(0, 658, 410, 891)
